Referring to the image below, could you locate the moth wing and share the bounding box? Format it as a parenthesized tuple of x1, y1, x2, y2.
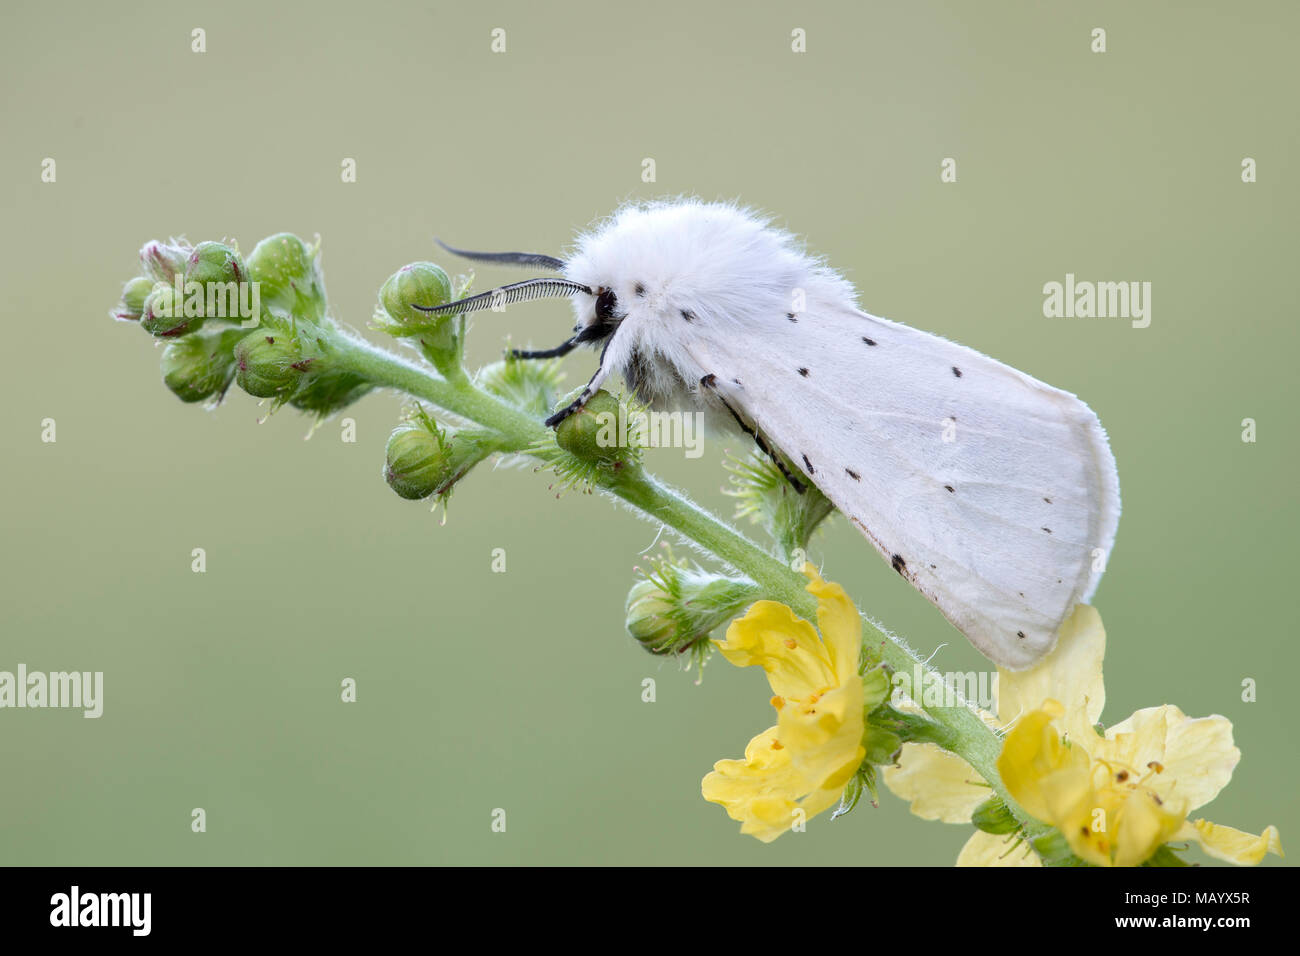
(693, 307, 1120, 670)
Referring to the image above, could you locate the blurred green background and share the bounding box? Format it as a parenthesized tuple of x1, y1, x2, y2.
(1, 0, 1294, 865)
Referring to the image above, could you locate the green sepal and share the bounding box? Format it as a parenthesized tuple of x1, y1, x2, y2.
(724, 450, 834, 562)
(831, 765, 879, 820)
(1030, 828, 1090, 867)
(478, 354, 565, 418)
(971, 796, 1021, 835)
(1141, 844, 1191, 867)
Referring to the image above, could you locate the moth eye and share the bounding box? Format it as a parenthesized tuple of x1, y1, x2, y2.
(594, 287, 618, 321)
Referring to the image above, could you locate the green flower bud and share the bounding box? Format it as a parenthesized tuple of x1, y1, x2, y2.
(185, 240, 247, 287)
(624, 561, 760, 658)
(971, 796, 1020, 836)
(161, 328, 245, 403)
(378, 262, 459, 374)
(140, 239, 192, 284)
(554, 390, 632, 463)
(379, 262, 452, 327)
(140, 283, 202, 337)
(384, 420, 497, 501)
(233, 329, 306, 398)
(478, 357, 565, 417)
(625, 579, 678, 652)
(246, 233, 327, 321)
(180, 241, 254, 327)
(112, 275, 155, 323)
(384, 423, 444, 500)
(726, 449, 835, 560)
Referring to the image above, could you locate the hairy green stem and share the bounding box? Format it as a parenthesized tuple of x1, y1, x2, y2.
(334, 329, 1044, 851)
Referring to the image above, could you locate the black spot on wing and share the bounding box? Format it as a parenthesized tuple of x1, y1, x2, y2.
(952, 366, 963, 378)
(1016, 631, 1026, 639)
(846, 468, 861, 481)
(787, 312, 798, 322)
(797, 367, 809, 377)
(635, 283, 646, 297)
(891, 554, 907, 575)
(1042, 527, 1052, 534)
(944, 485, 954, 493)
(801, 453, 815, 474)
(862, 337, 877, 346)
(680, 309, 695, 322)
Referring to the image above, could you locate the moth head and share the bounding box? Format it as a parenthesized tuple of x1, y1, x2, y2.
(578, 285, 624, 332)
(412, 239, 622, 336)
(565, 267, 661, 336)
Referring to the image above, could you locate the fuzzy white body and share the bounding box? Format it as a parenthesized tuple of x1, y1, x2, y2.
(560, 200, 1120, 670)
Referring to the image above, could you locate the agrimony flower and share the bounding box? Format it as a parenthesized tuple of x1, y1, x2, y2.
(884, 606, 1282, 866)
(701, 565, 865, 842)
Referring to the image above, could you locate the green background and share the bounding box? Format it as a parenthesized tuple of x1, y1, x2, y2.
(1, 0, 1294, 865)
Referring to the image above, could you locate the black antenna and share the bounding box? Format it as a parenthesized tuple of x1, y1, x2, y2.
(436, 239, 565, 272)
(410, 277, 592, 317)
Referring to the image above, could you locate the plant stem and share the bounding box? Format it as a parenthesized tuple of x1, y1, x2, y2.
(337, 331, 551, 448)
(334, 329, 1041, 848)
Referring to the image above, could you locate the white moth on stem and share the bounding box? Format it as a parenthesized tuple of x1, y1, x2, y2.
(424, 200, 1121, 670)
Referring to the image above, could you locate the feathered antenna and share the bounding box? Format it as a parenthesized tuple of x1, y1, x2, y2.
(435, 239, 565, 272)
(410, 277, 592, 317)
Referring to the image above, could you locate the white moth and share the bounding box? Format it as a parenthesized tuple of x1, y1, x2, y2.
(419, 199, 1120, 670)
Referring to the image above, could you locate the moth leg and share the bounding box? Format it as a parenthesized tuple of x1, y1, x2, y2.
(509, 337, 579, 360)
(544, 336, 616, 428)
(510, 323, 607, 361)
(699, 374, 806, 494)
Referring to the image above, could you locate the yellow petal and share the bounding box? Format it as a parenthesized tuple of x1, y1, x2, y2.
(1099, 706, 1239, 811)
(998, 700, 1091, 825)
(995, 604, 1105, 742)
(1051, 785, 1183, 867)
(778, 681, 864, 787)
(957, 830, 1042, 867)
(802, 564, 861, 682)
(1111, 790, 1187, 867)
(715, 601, 834, 700)
(882, 743, 989, 823)
(1177, 819, 1284, 866)
(702, 726, 805, 843)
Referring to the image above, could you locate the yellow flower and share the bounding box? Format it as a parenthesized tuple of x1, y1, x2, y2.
(884, 606, 1282, 866)
(701, 565, 865, 842)
(1000, 698, 1283, 867)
